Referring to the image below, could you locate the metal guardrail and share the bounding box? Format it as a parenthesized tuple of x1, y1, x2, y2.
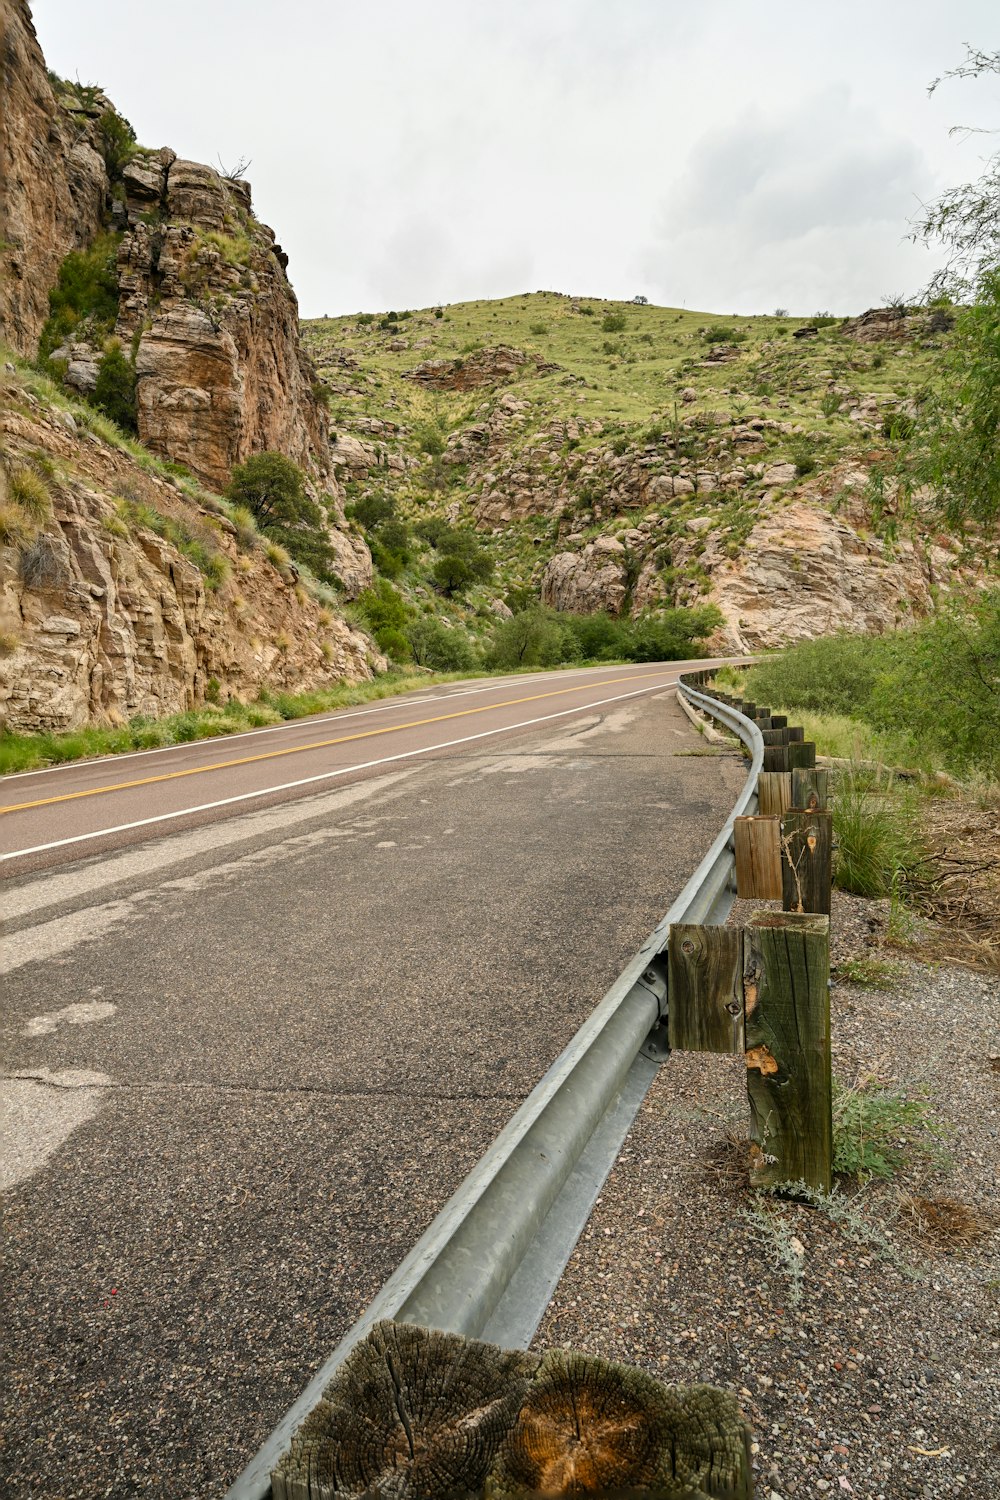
(226, 671, 763, 1500)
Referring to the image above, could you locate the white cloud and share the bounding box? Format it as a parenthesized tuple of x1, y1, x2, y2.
(638, 91, 941, 312)
(30, 0, 998, 316)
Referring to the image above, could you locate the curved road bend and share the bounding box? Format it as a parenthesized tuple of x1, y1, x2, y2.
(0, 660, 746, 1498)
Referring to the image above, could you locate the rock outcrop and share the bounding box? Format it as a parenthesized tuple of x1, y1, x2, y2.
(110, 153, 330, 491)
(404, 346, 556, 392)
(0, 378, 381, 732)
(541, 538, 630, 615)
(0, 3, 108, 355)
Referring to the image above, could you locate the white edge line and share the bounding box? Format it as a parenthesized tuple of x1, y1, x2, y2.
(2, 677, 679, 862)
(0, 665, 667, 784)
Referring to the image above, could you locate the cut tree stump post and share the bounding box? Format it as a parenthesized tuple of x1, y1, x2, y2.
(733, 816, 782, 901)
(757, 771, 792, 816)
(769, 715, 788, 729)
(780, 809, 833, 915)
(761, 728, 790, 747)
(787, 740, 817, 772)
(743, 911, 832, 1192)
(667, 924, 744, 1053)
(785, 726, 805, 743)
(762, 745, 789, 773)
(272, 1322, 754, 1499)
(755, 706, 772, 720)
(791, 766, 829, 810)
(756, 716, 773, 732)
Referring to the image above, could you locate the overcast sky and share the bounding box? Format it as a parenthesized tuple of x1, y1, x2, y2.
(32, 0, 998, 318)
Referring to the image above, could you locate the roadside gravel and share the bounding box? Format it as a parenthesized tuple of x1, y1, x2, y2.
(534, 890, 1000, 1498)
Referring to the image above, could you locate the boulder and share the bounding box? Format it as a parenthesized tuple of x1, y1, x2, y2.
(541, 537, 629, 615)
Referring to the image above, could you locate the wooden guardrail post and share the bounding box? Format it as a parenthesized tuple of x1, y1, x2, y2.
(273, 1322, 754, 1500)
(787, 740, 816, 772)
(791, 766, 829, 810)
(667, 925, 744, 1053)
(780, 808, 833, 915)
(733, 816, 782, 900)
(757, 771, 792, 815)
(743, 912, 832, 1192)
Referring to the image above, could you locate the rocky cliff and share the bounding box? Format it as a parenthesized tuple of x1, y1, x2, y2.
(0, 362, 379, 731)
(0, 1, 108, 355)
(0, 2, 380, 733)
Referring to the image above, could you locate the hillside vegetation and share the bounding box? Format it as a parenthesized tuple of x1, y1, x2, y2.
(303, 292, 985, 666)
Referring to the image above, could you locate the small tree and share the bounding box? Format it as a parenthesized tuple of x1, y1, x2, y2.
(93, 342, 137, 433)
(432, 554, 473, 596)
(227, 452, 317, 529)
(96, 108, 137, 178)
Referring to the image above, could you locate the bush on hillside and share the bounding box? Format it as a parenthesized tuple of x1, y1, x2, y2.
(601, 312, 627, 333)
(96, 108, 137, 178)
(93, 341, 137, 434)
(746, 597, 1000, 777)
(226, 451, 337, 581)
(432, 554, 473, 596)
(408, 617, 479, 671)
(39, 233, 122, 361)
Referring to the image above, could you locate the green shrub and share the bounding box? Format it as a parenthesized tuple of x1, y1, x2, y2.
(819, 392, 841, 418)
(226, 452, 336, 580)
(347, 493, 396, 531)
(373, 626, 411, 661)
(703, 323, 746, 344)
(408, 616, 478, 671)
(624, 605, 722, 662)
(356, 577, 409, 638)
(601, 312, 627, 333)
(529, 321, 548, 335)
(356, 312, 374, 326)
(882, 411, 915, 441)
(485, 607, 577, 669)
(96, 108, 137, 178)
(789, 435, 817, 476)
(433, 553, 473, 596)
(748, 600, 1000, 779)
(39, 232, 122, 361)
(93, 341, 137, 433)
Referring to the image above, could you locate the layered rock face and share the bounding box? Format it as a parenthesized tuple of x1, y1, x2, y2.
(0, 384, 380, 732)
(0, 2, 108, 354)
(112, 154, 330, 491)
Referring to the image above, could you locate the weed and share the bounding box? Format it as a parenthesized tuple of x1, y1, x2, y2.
(228, 504, 259, 550)
(740, 1197, 808, 1306)
(832, 1074, 946, 1182)
(18, 536, 63, 589)
(833, 955, 906, 989)
(0, 628, 20, 657)
(900, 1194, 993, 1250)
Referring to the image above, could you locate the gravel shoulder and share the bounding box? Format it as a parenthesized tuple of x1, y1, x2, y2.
(534, 889, 1000, 1499)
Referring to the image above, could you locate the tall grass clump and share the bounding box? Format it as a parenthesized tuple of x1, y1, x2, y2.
(832, 768, 927, 898)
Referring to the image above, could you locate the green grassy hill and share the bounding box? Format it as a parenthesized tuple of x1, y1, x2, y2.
(301, 291, 977, 666)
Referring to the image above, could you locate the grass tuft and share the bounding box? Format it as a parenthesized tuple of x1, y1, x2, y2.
(833, 767, 927, 899)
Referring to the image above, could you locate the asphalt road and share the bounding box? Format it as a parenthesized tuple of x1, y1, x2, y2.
(0, 663, 748, 1497)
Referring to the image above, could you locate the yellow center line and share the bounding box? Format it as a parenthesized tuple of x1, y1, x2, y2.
(0, 670, 672, 816)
